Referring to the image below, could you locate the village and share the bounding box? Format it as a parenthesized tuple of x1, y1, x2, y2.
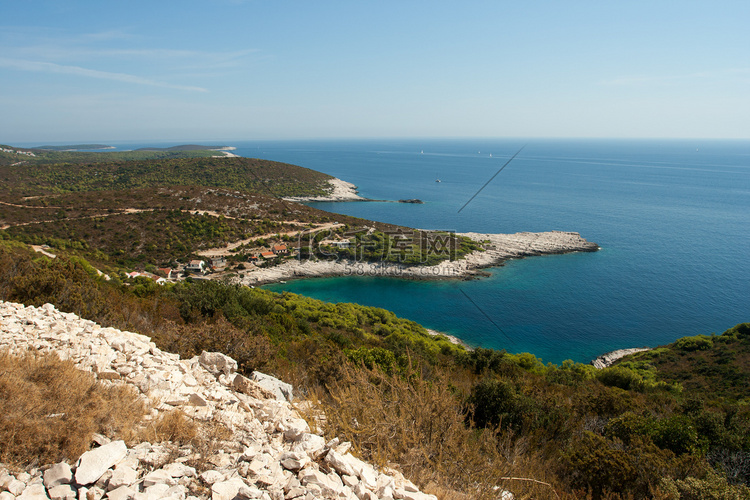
(123, 229, 356, 285)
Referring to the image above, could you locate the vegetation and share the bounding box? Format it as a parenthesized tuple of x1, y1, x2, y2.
(0, 144, 225, 165)
(0, 240, 748, 499)
(0, 146, 747, 498)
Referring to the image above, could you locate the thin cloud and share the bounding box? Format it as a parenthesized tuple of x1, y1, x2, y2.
(0, 57, 208, 92)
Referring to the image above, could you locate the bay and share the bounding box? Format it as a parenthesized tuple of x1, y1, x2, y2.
(31, 138, 748, 364)
(250, 138, 749, 364)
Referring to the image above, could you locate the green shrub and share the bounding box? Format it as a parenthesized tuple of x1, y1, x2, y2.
(597, 366, 645, 391)
(675, 335, 714, 352)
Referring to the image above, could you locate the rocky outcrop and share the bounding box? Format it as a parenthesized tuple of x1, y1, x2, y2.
(0, 301, 442, 500)
(283, 179, 366, 202)
(591, 348, 651, 369)
(242, 230, 598, 285)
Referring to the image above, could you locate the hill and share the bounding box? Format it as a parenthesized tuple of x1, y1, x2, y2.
(0, 144, 224, 166)
(33, 144, 115, 151)
(0, 239, 748, 499)
(0, 147, 746, 499)
(134, 144, 230, 152)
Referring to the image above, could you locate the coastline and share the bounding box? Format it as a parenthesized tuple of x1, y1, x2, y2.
(283, 178, 366, 202)
(591, 347, 651, 369)
(238, 230, 599, 286)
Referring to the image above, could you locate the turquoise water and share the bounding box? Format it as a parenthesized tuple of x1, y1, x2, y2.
(34, 138, 746, 364)
(251, 139, 749, 364)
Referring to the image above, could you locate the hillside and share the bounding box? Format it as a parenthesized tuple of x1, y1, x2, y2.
(0, 147, 747, 499)
(0, 144, 225, 166)
(0, 240, 749, 499)
(0, 155, 488, 273)
(0, 300, 440, 500)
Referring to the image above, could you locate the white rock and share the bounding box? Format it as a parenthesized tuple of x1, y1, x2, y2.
(107, 466, 137, 491)
(279, 452, 310, 471)
(199, 471, 224, 486)
(280, 419, 309, 442)
(105, 485, 135, 500)
(16, 483, 49, 500)
(44, 463, 73, 489)
(142, 483, 170, 499)
(199, 351, 238, 376)
(141, 470, 176, 488)
(7, 478, 27, 496)
(291, 434, 325, 458)
(47, 484, 77, 500)
(86, 486, 106, 500)
(250, 372, 293, 402)
(237, 485, 263, 499)
(211, 478, 248, 500)
(325, 450, 356, 477)
(0, 491, 16, 500)
(162, 463, 196, 479)
(75, 441, 128, 485)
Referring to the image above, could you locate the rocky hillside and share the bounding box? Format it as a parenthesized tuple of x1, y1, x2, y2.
(0, 300, 447, 500)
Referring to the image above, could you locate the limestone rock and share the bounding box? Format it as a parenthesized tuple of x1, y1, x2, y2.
(75, 441, 128, 485)
(106, 485, 136, 500)
(107, 466, 138, 491)
(47, 484, 77, 500)
(231, 375, 276, 401)
(17, 483, 50, 500)
(211, 478, 248, 500)
(198, 351, 238, 376)
(44, 463, 73, 489)
(250, 372, 293, 402)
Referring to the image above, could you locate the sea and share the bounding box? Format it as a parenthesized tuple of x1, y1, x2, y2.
(21, 138, 750, 364)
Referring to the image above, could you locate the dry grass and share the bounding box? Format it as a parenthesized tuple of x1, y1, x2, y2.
(141, 409, 199, 445)
(0, 349, 147, 465)
(0, 349, 234, 474)
(312, 363, 567, 500)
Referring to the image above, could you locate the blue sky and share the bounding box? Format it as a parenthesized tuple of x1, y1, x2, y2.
(1, 0, 748, 143)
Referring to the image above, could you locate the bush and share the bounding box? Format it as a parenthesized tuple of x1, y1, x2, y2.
(466, 378, 538, 431)
(675, 335, 714, 352)
(597, 366, 645, 391)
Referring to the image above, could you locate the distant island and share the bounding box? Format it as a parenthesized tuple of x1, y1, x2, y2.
(134, 144, 234, 152)
(33, 144, 115, 151)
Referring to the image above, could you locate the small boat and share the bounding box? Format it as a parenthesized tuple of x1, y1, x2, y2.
(435, 179, 441, 183)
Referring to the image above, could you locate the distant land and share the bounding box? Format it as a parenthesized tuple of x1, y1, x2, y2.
(33, 144, 115, 151)
(134, 144, 232, 152)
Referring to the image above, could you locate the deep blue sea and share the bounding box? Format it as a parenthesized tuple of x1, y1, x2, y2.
(23, 138, 750, 364)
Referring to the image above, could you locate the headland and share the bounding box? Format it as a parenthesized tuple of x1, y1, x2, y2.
(240, 230, 599, 286)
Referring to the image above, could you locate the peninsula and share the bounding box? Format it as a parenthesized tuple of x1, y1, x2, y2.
(239, 230, 598, 285)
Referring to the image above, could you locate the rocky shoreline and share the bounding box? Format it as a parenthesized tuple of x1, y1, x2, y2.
(0, 301, 444, 500)
(591, 348, 651, 369)
(283, 178, 366, 202)
(240, 230, 599, 286)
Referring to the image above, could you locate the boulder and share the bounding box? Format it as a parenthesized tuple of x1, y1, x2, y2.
(74, 440, 128, 485)
(231, 374, 276, 400)
(43, 463, 73, 489)
(47, 484, 77, 500)
(211, 478, 248, 500)
(199, 351, 238, 376)
(106, 485, 136, 500)
(108, 466, 137, 490)
(250, 372, 293, 402)
(17, 483, 49, 500)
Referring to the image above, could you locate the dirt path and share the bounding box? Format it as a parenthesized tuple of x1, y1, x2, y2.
(197, 222, 343, 258)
